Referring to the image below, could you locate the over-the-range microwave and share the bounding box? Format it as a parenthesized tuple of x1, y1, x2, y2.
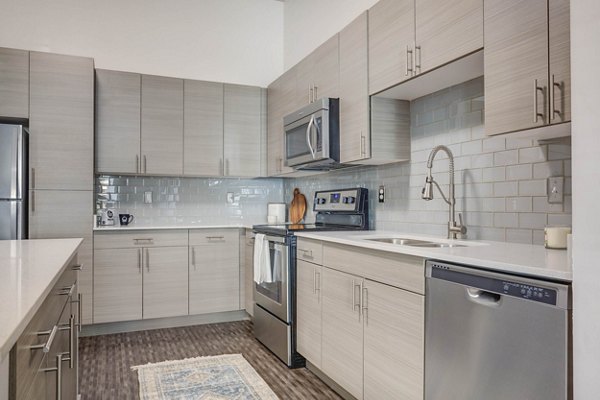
(283, 98, 347, 171)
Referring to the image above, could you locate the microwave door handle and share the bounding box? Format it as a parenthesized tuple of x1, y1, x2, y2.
(312, 117, 320, 157)
(306, 115, 316, 159)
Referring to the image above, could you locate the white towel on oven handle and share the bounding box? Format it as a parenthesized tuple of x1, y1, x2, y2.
(253, 233, 272, 284)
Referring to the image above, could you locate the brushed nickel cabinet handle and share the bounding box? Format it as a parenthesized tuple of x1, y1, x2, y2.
(415, 45, 422, 73)
(136, 155, 139, 174)
(41, 353, 63, 400)
(313, 269, 317, 295)
(405, 45, 413, 76)
(361, 285, 368, 324)
(533, 79, 545, 123)
(314, 85, 318, 101)
(146, 248, 149, 272)
(31, 191, 35, 213)
(31, 167, 35, 188)
(550, 74, 561, 121)
(308, 84, 312, 104)
(58, 315, 75, 368)
(31, 325, 58, 353)
(225, 159, 230, 175)
(315, 271, 321, 296)
(72, 293, 82, 332)
(138, 248, 142, 273)
(71, 264, 82, 271)
(143, 155, 147, 173)
(206, 235, 225, 241)
(192, 247, 196, 269)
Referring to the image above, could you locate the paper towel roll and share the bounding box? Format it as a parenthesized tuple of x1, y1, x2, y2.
(268, 203, 286, 224)
(544, 226, 572, 249)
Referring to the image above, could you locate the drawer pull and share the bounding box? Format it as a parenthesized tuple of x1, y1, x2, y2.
(31, 325, 58, 353)
(71, 264, 82, 271)
(206, 236, 225, 240)
(40, 353, 63, 400)
(58, 315, 75, 368)
(71, 293, 82, 332)
(58, 283, 76, 297)
(134, 238, 154, 244)
(299, 249, 313, 259)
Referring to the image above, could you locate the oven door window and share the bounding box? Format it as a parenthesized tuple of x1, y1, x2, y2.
(255, 242, 285, 304)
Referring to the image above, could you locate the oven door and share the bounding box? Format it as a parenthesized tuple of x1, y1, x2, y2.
(253, 235, 290, 323)
(284, 110, 327, 167)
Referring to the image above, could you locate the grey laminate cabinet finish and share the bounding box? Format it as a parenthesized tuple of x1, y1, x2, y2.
(183, 80, 224, 176)
(95, 69, 141, 174)
(484, 0, 549, 135)
(339, 12, 370, 164)
(189, 236, 240, 315)
(143, 246, 189, 319)
(223, 84, 263, 177)
(93, 248, 143, 323)
(29, 52, 94, 190)
(368, 0, 415, 95)
(296, 34, 339, 106)
(296, 260, 322, 369)
(363, 279, 424, 400)
(0, 48, 29, 119)
(29, 189, 93, 324)
(321, 267, 363, 400)
(368, 97, 411, 164)
(415, 0, 483, 74)
(141, 75, 184, 175)
(244, 231, 255, 316)
(267, 68, 296, 176)
(549, 0, 571, 124)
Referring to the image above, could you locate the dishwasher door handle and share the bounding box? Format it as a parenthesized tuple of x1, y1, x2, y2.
(466, 288, 502, 307)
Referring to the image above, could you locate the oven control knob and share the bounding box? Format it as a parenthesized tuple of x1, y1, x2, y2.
(316, 198, 326, 205)
(344, 196, 355, 204)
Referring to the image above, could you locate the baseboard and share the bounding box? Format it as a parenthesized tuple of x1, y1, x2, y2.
(306, 361, 358, 400)
(80, 310, 250, 337)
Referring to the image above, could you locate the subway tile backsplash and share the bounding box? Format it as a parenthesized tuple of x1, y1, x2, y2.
(96, 176, 284, 226)
(285, 77, 571, 245)
(96, 77, 571, 244)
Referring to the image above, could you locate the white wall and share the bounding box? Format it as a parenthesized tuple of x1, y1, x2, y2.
(571, 0, 600, 397)
(283, 0, 378, 69)
(0, 0, 283, 87)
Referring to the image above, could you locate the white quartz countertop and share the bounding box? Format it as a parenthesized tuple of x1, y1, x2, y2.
(93, 224, 250, 231)
(0, 238, 82, 358)
(295, 231, 572, 282)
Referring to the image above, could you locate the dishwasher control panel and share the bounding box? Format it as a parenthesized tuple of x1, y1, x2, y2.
(429, 262, 558, 306)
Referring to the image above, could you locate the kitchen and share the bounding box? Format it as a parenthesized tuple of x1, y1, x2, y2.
(0, 0, 598, 399)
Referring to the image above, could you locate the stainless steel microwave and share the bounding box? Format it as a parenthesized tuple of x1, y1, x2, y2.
(283, 98, 340, 170)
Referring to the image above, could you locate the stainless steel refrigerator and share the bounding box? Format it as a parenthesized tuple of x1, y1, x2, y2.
(0, 123, 28, 240)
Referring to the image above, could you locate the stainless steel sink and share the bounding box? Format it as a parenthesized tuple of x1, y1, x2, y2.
(366, 237, 467, 248)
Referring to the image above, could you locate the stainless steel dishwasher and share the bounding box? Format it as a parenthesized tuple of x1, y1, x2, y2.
(425, 260, 571, 400)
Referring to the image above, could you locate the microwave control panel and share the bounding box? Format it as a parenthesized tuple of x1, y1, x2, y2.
(314, 189, 360, 212)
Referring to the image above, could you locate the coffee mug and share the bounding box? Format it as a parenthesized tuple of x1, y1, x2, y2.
(119, 214, 134, 226)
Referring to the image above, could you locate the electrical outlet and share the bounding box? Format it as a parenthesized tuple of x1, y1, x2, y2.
(144, 191, 153, 204)
(547, 176, 564, 204)
(227, 192, 234, 204)
(378, 185, 385, 203)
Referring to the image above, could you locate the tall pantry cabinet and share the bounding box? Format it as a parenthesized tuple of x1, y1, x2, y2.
(28, 51, 95, 325)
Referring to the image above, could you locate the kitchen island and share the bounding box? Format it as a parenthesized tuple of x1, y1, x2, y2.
(0, 238, 82, 400)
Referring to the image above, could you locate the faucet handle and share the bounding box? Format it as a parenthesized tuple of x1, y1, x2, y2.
(458, 213, 467, 235)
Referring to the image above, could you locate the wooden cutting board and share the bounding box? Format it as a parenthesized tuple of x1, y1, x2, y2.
(289, 188, 307, 224)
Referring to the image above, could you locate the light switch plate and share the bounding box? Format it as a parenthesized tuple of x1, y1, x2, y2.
(547, 176, 564, 204)
(144, 191, 153, 204)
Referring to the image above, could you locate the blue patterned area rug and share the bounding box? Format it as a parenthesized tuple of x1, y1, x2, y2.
(132, 354, 279, 399)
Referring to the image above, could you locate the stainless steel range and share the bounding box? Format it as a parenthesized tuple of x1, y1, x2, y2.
(252, 188, 369, 368)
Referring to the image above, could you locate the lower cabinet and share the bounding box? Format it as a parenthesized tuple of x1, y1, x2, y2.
(243, 229, 255, 316)
(296, 241, 425, 400)
(189, 230, 240, 314)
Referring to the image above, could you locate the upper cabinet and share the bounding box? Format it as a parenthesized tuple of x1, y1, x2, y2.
(368, 0, 415, 95)
(224, 84, 266, 177)
(141, 75, 184, 176)
(0, 48, 29, 119)
(183, 80, 224, 176)
(267, 67, 296, 176)
(29, 52, 94, 190)
(484, 0, 570, 136)
(95, 69, 141, 174)
(296, 35, 340, 107)
(368, 0, 483, 95)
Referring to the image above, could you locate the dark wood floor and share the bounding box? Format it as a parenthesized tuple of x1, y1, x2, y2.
(79, 320, 342, 399)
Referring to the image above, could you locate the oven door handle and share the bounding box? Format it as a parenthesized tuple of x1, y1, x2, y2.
(262, 234, 287, 244)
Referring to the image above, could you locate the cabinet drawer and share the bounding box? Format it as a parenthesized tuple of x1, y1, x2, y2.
(189, 229, 239, 246)
(322, 243, 425, 294)
(296, 238, 323, 265)
(94, 230, 188, 249)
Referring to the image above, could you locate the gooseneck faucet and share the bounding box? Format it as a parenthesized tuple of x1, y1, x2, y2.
(421, 145, 467, 239)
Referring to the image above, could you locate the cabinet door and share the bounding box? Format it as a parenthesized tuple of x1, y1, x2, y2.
(29, 52, 94, 190)
(224, 84, 263, 177)
(295, 53, 316, 108)
(0, 47, 29, 119)
(29, 189, 93, 324)
(244, 234, 255, 316)
(340, 12, 370, 163)
(415, 0, 483, 73)
(321, 267, 363, 399)
(93, 248, 142, 323)
(183, 80, 224, 176)
(549, 0, 570, 124)
(267, 68, 296, 176)
(484, 0, 549, 135)
(141, 75, 183, 175)
(363, 280, 425, 400)
(189, 238, 240, 315)
(95, 69, 141, 174)
(143, 246, 189, 319)
(296, 260, 322, 368)
(312, 34, 340, 101)
(368, 0, 415, 95)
